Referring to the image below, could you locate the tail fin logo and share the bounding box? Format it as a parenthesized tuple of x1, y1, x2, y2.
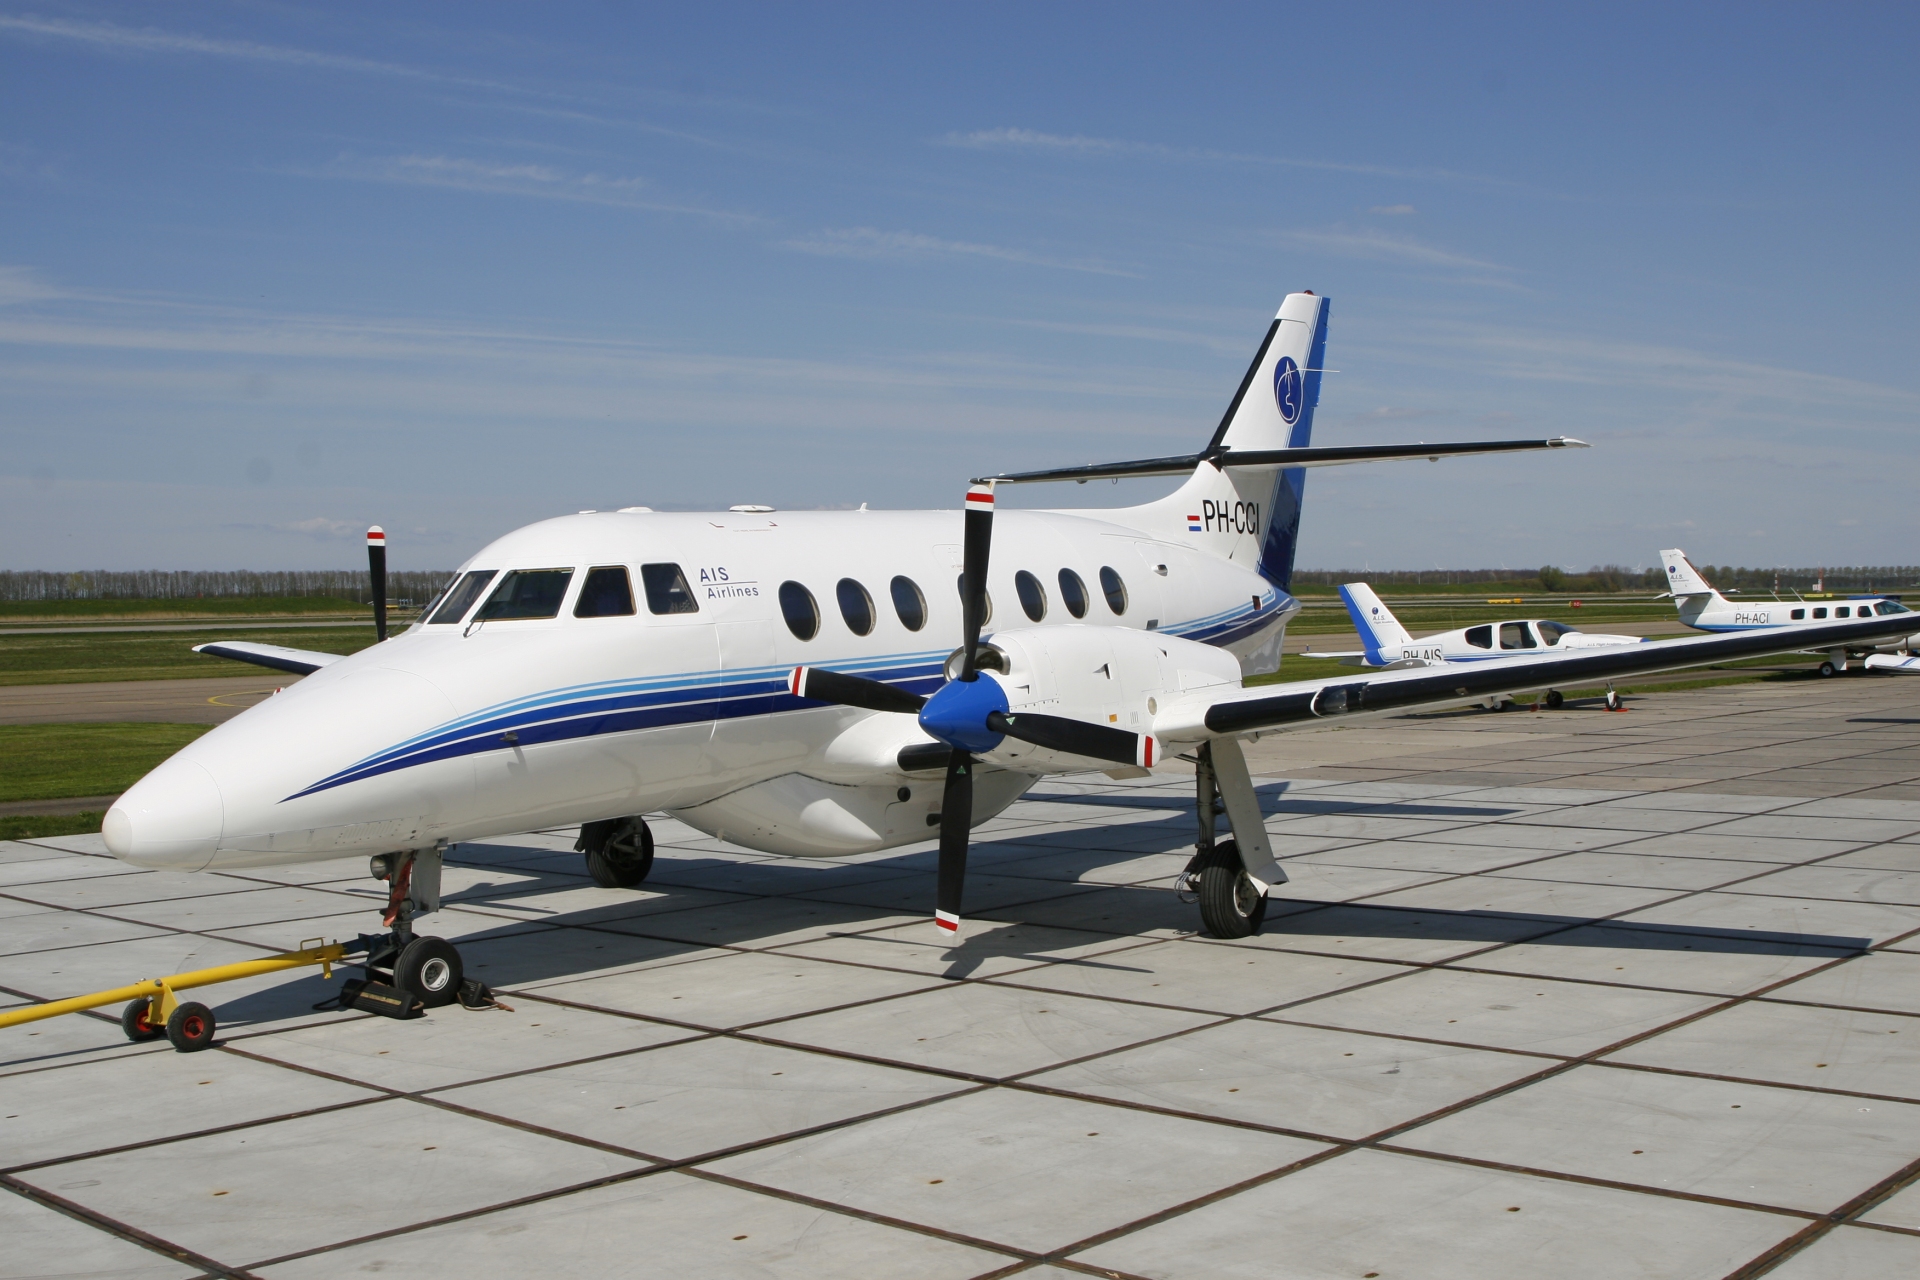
(1273, 356, 1303, 425)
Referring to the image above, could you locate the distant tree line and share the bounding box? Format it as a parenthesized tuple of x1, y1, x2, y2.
(0, 569, 453, 605)
(1290, 565, 1920, 594)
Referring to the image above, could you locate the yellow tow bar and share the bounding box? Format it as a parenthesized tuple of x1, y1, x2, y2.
(0, 939, 348, 1052)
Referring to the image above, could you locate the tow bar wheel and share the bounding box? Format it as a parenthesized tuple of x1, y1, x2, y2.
(166, 1001, 217, 1052)
(121, 999, 165, 1042)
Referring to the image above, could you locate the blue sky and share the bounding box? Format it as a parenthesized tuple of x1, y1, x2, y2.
(2, 4, 1917, 573)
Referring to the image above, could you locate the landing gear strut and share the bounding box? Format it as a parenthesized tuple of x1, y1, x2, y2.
(1179, 742, 1280, 938)
(577, 816, 655, 888)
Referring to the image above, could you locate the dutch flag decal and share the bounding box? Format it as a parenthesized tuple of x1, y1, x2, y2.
(1187, 514, 1203, 531)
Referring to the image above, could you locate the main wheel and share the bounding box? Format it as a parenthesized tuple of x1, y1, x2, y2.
(165, 1001, 216, 1052)
(1545, 689, 1564, 709)
(394, 936, 464, 1008)
(583, 816, 654, 888)
(1819, 661, 1838, 677)
(1195, 839, 1267, 939)
(121, 998, 165, 1042)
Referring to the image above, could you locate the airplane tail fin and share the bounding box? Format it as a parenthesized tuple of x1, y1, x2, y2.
(1338, 583, 1413, 665)
(1120, 292, 1331, 591)
(1660, 549, 1719, 598)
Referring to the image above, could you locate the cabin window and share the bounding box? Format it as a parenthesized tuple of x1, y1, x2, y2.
(428, 570, 496, 624)
(1058, 568, 1089, 618)
(1813, 607, 1828, 619)
(1499, 622, 1535, 649)
(1099, 566, 1128, 615)
(1791, 608, 1806, 620)
(1465, 625, 1493, 649)
(574, 566, 636, 618)
(638, 564, 698, 615)
(837, 578, 875, 636)
(474, 568, 574, 622)
(1535, 621, 1574, 645)
(1015, 570, 1047, 622)
(891, 575, 927, 631)
(779, 581, 819, 640)
(955, 574, 993, 625)
(1879, 601, 1911, 615)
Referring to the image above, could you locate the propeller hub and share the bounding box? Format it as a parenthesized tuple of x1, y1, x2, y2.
(918, 675, 1009, 755)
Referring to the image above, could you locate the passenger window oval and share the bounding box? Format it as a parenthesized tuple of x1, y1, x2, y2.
(1014, 570, 1047, 622)
(779, 581, 819, 641)
(890, 575, 927, 631)
(1058, 568, 1088, 619)
(836, 578, 875, 636)
(956, 574, 993, 626)
(1098, 566, 1128, 615)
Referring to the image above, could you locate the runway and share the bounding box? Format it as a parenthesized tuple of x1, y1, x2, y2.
(0, 675, 301, 726)
(6, 677, 1920, 1277)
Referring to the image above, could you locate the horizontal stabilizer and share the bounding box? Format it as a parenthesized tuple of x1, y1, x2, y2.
(977, 437, 1586, 486)
(192, 641, 342, 676)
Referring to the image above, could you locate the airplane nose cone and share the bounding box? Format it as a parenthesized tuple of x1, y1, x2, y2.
(103, 757, 225, 870)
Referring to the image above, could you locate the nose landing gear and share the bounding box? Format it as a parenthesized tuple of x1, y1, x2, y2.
(361, 846, 474, 1010)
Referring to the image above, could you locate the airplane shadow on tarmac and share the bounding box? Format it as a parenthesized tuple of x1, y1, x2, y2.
(208, 786, 1871, 1031)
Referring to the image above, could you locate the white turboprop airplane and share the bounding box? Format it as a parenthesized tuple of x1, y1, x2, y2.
(96, 293, 1920, 1043)
(1307, 583, 1644, 708)
(1660, 549, 1916, 674)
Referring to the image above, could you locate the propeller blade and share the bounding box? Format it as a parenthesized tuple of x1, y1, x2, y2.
(934, 749, 973, 934)
(790, 666, 928, 715)
(366, 526, 388, 643)
(987, 711, 1156, 768)
(957, 484, 994, 681)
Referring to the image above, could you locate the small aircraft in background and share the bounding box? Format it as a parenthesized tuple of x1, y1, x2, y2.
(1305, 582, 1644, 707)
(1660, 549, 1916, 674)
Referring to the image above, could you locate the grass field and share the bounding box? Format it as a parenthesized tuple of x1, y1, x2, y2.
(0, 812, 105, 840)
(0, 596, 378, 621)
(0, 627, 379, 686)
(0, 723, 212, 802)
(1286, 597, 1680, 634)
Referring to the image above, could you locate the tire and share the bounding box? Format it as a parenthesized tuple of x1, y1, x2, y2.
(1545, 689, 1564, 710)
(165, 1001, 216, 1052)
(1195, 839, 1267, 939)
(584, 817, 654, 888)
(1605, 689, 1622, 711)
(1819, 662, 1837, 677)
(394, 936, 464, 1008)
(121, 998, 164, 1042)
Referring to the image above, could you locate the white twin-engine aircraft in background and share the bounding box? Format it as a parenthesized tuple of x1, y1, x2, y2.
(102, 292, 1920, 1015)
(1660, 549, 1916, 675)
(1307, 583, 1644, 708)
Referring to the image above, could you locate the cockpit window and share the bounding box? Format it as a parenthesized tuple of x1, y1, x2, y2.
(639, 564, 698, 615)
(1499, 622, 1536, 650)
(1535, 621, 1574, 645)
(1879, 601, 1911, 616)
(428, 570, 497, 624)
(1465, 624, 1493, 649)
(474, 569, 574, 621)
(575, 566, 636, 618)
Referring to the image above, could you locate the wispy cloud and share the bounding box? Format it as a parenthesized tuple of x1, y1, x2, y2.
(0, 13, 496, 86)
(943, 127, 1540, 192)
(0, 265, 62, 305)
(783, 227, 1138, 277)
(1370, 204, 1417, 215)
(301, 153, 761, 224)
(1279, 227, 1507, 271)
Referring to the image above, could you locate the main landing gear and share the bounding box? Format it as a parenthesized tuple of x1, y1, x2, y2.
(577, 816, 655, 888)
(1179, 740, 1287, 938)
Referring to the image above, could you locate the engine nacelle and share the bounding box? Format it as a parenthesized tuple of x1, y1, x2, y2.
(975, 625, 1242, 772)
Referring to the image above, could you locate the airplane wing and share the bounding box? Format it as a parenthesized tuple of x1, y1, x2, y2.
(1156, 611, 1920, 742)
(192, 641, 343, 676)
